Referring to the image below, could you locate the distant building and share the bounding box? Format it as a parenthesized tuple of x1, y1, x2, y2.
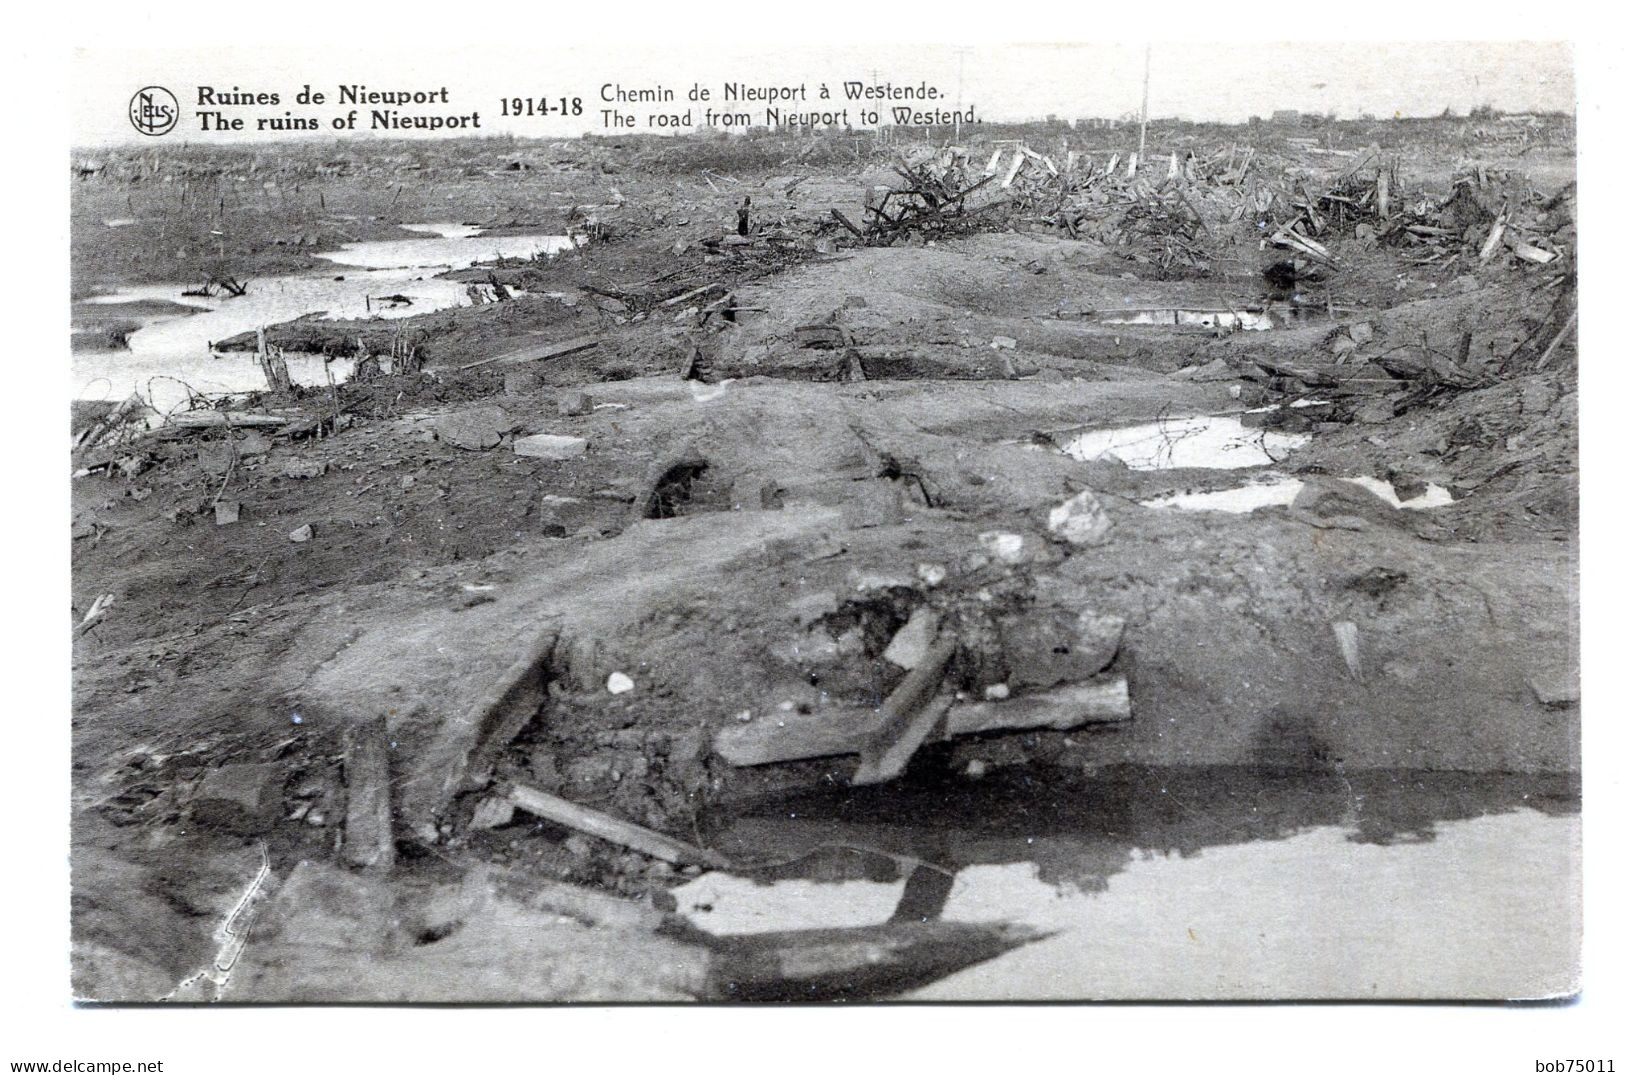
(1271, 109, 1302, 124)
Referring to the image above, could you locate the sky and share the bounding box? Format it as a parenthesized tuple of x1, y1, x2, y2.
(74, 41, 1574, 147)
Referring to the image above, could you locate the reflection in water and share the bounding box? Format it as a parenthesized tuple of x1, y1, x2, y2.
(1060, 415, 1309, 470)
(676, 766, 1579, 999)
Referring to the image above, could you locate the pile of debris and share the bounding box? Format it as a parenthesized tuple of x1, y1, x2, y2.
(830, 149, 1001, 245)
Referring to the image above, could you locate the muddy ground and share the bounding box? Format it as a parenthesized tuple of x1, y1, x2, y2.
(70, 119, 1579, 1001)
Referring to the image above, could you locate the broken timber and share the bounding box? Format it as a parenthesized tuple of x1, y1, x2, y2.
(457, 335, 600, 372)
(853, 635, 958, 785)
(508, 783, 728, 869)
(398, 628, 559, 840)
(715, 674, 1131, 767)
(342, 715, 395, 872)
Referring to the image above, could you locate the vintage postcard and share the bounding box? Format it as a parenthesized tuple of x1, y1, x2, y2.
(66, 41, 1580, 1007)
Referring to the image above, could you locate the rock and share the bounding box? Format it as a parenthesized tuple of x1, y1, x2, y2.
(435, 406, 510, 451)
(214, 500, 241, 525)
(999, 608, 1125, 691)
(1291, 478, 1407, 530)
(1348, 321, 1375, 344)
(883, 607, 940, 670)
(1390, 475, 1429, 502)
(989, 336, 1018, 350)
(288, 524, 313, 543)
(190, 762, 283, 832)
(282, 459, 328, 480)
(469, 795, 517, 830)
(515, 434, 589, 461)
(978, 531, 1030, 565)
(557, 390, 595, 417)
(606, 672, 635, 695)
(917, 563, 947, 587)
(1241, 407, 1313, 433)
(1045, 490, 1112, 548)
(1330, 335, 1359, 358)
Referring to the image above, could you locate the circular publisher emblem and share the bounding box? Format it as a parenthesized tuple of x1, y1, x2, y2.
(128, 86, 179, 136)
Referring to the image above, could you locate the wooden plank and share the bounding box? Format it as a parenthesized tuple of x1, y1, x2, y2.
(509, 784, 728, 868)
(715, 675, 1132, 767)
(457, 335, 600, 372)
(342, 715, 395, 872)
(853, 634, 958, 784)
(168, 411, 290, 428)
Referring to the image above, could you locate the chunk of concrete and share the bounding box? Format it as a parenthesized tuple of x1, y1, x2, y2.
(978, 531, 1031, 564)
(1046, 490, 1112, 548)
(515, 434, 588, 461)
(557, 390, 595, 417)
(214, 500, 241, 525)
(999, 608, 1125, 691)
(435, 406, 510, 451)
(282, 459, 328, 480)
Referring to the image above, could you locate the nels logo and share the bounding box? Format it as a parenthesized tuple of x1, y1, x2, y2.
(128, 86, 179, 136)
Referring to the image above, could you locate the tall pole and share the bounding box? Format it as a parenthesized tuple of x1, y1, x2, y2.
(955, 48, 966, 143)
(1138, 45, 1151, 158)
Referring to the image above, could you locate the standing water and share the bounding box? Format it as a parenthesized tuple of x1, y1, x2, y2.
(677, 767, 1579, 1000)
(73, 229, 576, 414)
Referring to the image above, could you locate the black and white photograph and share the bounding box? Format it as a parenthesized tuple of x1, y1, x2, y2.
(16, 23, 1616, 1067)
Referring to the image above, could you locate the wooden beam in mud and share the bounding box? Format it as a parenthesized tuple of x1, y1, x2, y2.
(508, 784, 729, 869)
(715, 674, 1132, 768)
(167, 411, 290, 428)
(397, 628, 559, 841)
(342, 715, 395, 872)
(456, 335, 600, 372)
(853, 635, 958, 786)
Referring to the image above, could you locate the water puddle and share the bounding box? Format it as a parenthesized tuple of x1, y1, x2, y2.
(1089, 306, 1322, 332)
(1060, 415, 1309, 470)
(678, 767, 1579, 999)
(315, 232, 576, 269)
(1142, 477, 1305, 512)
(74, 272, 460, 412)
(73, 229, 573, 412)
(399, 222, 485, 239)
(1140, 474, 1455, 514)
(1347, 475, 1456, 508)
